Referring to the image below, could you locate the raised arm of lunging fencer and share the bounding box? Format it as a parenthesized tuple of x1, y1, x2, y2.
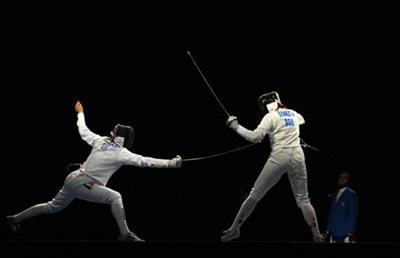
(226, 115, 272, 143)
(75, 101, 102, 147)
(118, 148, 182, 168)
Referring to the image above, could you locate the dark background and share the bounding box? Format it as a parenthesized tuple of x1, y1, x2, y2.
(1, 8, 398, 243)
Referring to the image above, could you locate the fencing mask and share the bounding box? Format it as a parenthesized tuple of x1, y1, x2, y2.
(258, 91, 281, 113)
(111, 124, 135, 150)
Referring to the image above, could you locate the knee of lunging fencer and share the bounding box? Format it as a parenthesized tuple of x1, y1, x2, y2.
(110, 192, 123, 206)
(46, 201, 66, 214)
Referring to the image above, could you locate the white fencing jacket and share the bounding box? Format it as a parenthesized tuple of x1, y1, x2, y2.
(77, 112, 175, 185)
(235, 108, 305, 150)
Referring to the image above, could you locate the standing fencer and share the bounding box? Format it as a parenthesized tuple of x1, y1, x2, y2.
(7, 101, 182, 242)
(222, 91, 323, 242)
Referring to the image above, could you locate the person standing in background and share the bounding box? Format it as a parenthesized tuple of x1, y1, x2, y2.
(325, 171, 359, 243)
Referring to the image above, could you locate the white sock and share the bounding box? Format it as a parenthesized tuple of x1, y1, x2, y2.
(300, 202, 321, 236)
(13, 203, 51, 223)
(111, 198, 130, 236)
(229, 196, 258, 231)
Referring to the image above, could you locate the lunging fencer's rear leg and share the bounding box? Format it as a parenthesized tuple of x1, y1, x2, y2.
(7, 188, 74, 232)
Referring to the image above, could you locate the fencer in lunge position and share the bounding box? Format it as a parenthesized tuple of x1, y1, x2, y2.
(7, 101, 182, 242)
(221, 91, 323, 242)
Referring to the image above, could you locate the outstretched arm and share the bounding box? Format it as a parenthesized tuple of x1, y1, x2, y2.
(75, 101, 102, 147)
(119, 148, 182, 168)
(226, 115, 271, 143)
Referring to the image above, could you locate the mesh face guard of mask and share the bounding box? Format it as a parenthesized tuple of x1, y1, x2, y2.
(258, 91, 281, 113)
(111, 124, 135, 150)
